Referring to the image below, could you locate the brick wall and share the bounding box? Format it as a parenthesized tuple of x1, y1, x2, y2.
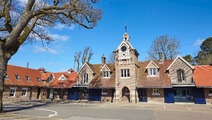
(204, 88, 212, 104)
(3, 86, 49, 102)
(147, 88, 164, 103)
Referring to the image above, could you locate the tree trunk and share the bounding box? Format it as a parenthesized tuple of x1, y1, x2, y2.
(0, 45, 8, 113)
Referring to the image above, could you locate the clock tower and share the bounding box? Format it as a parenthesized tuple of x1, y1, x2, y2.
(113, 32, 139, 103)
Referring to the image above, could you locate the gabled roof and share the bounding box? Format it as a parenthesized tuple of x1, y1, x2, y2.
(193, 65, 212, 88)
(116, 40, 132, 51)
(50, 71, 78, 88)
(5, 65, 46, 87)
(89, 64, 115, 88)
(167, 55, 194, 70)
(58, 74, 67, 80)
(77, 62, 94, 74)
(137, 60, 173, 88)
(100, 64, 111, 71)
(41, 73, 52, 81)
(145, 60, 159, 69)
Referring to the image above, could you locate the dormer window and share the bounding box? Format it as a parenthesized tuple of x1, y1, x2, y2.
(103, 71, 110, 78)
(4, 73, 9, 80)
(25, 76, 30, 81)
(60, 76, 66, 80)
(177, 69, 185, 82)
(37, 77, 41, 82)
(47, 74, 53, 83)
(15, 74, 20, 80)
(83, 73, 88, 84)
(59, 75, 67, 81)
(149, 68, 156, 76)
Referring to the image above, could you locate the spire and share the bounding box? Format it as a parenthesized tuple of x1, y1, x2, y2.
(125, 24, 127, 33)
(123, 24, 130, 41)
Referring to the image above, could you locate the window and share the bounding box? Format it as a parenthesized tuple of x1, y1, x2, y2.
(47, 75, 53, 83)
(149, 68, 156, 76)
(102, 89, 108, 95)
(83, 73, 88, 84)
(209, 90, 212, 96)
(209, 90, 212, 94)
(37, 77, 41, 82)
(25, 76, 30, 81)
(15, 74, 20, 80)
(59, 75, 66, 81)
(9, 88, 16, 97)
(103, 71, 110, 78)
(152, 88, 160, 95)
(177, 69, 186, 82)
(60, 76, 66, 80)
(121, 69, 130, 77)
(21, 88, 27, 96)
(4, 73, 9, 80)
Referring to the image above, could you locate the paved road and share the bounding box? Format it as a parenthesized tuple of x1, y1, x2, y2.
(1, 102, 212, 120)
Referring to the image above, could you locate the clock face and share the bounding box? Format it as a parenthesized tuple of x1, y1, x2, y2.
(121, 46, 127, 52)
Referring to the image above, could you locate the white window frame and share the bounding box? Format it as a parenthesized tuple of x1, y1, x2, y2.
(152, 88, 160, 95)
(15, 74, 21, 80)
(21, 88, 28, 96)
(149, 68, 156, 76)
(25, 76, 30, 81)
(9, 87, 17, 97)
(103, 71, 110, 78)
(209, 89, 212, 97)
(177, 69, 186, 82)
(83, 73, 88, 84)
(101, 89, 108, 95)
(37, 77, 41, 82)
(4, 73, 9, 80)
(121, 69, 130, 78)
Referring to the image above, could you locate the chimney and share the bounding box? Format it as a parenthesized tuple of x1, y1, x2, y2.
(158, 52, 163, 64)
(101, 54, 106, 64)
(27, 62, 29, 68)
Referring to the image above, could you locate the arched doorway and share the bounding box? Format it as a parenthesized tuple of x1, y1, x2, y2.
(121, 86, 130, 102)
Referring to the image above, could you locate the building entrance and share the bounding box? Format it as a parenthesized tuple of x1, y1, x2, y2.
(121, 87, 130, 102)
(173, 88, 194, 102)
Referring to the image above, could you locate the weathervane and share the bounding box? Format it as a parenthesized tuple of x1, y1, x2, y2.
(124, 24, 127, 33)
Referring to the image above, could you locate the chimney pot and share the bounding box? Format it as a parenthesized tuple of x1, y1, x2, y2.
(102, 54, 106, 64)
(158, 52, 163, 64)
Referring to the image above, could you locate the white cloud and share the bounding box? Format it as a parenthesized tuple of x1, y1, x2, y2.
(49, 33, 70, 41)
(53, 23, 75, 30)
(33, 46, 59, 54)
(194, 39, 204, 46)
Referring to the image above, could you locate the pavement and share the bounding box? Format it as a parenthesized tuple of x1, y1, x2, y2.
(0, 100, 211, 120)
(2, 100, 55, 112)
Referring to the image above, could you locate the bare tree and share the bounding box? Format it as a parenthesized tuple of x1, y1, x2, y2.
(74, 52, 82, 71)
(107, 52, 115, 64)
(147, 35, 180, 60)
(82, 47, 89, 64)
(87, 48, 94, 63)
(0, 0, 101, 112)
(74, 46, 93, 71)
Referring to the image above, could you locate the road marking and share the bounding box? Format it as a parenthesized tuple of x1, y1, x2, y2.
(35, 108, 58, 118)
(186, 107, 192, 110)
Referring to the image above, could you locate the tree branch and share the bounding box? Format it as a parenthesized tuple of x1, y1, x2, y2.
(7, 17, 38, 58)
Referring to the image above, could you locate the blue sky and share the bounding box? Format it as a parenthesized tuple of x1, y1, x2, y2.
(9, 0, 212, 72)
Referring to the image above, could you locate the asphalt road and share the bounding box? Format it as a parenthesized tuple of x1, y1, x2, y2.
(1, 102, 212, 120)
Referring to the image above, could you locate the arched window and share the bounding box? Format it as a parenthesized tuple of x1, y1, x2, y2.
(83, 73, 88, 84)
(177, 69, 185, 82)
